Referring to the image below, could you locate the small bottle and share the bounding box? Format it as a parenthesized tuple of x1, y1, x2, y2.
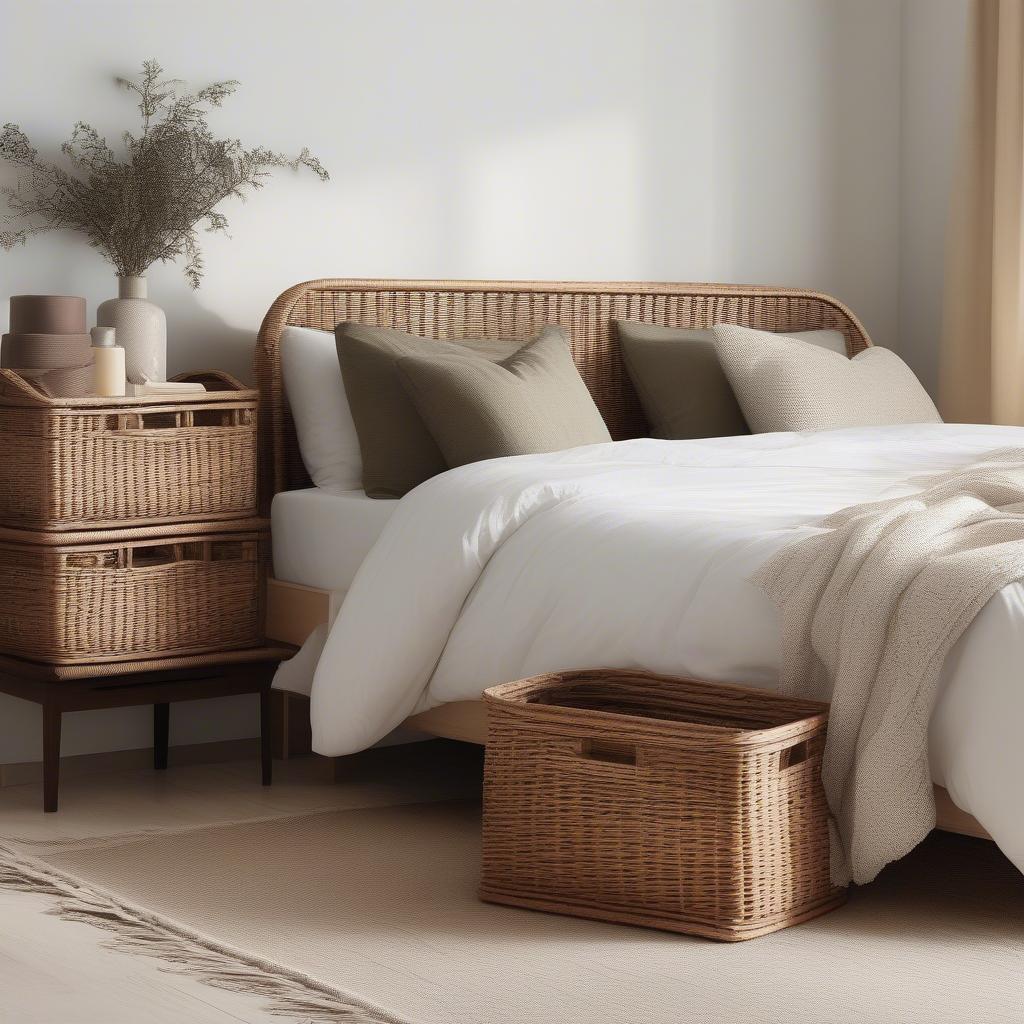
(90, 326, 126, 397)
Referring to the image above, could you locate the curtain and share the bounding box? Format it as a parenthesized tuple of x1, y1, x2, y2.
(940, 0, 1024, 424)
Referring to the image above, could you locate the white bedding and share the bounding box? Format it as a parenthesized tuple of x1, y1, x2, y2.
(270, 487, 399, 698)
(309, 424, 1024, 874)
(271, 486, 398, 593)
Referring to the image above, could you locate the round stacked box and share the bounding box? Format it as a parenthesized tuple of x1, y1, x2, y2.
(2, 295, 94, 396)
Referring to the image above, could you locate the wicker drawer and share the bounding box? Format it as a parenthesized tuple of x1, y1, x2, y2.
(0, 523, 267, 665)
(481, 669, 845, 941)
(0, 369, 257, 530)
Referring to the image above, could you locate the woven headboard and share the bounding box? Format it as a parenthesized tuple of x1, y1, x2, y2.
(254, 279, 871, 507)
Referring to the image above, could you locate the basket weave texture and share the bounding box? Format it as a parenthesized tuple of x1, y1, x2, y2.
(0, 524, 266, 665)
(481, 669, 845, 941)
(0, 369, 257, 530)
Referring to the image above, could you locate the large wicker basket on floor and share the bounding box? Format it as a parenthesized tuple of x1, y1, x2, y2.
(0, 369, 257, 530)
(481, 669, 845, 941)
(0, 521, 267, 665)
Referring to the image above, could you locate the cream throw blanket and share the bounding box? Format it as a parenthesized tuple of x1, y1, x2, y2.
(753, 450, 1024, 885)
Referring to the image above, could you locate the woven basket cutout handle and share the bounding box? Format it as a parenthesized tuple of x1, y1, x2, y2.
(126, 541, 246, 568)
(105, 408, 240, 435)
(65, 550, 123, 569)
(126, 544, 186, 569)
(56, 535, 255, 574)
(580, 738, 638, 767)
(779, 740, 809, 771)
(109, 411, 182, 434)
(190, 408, 250, 428)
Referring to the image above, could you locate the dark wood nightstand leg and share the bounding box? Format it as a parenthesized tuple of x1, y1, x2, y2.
(154, 702, 170, 770)
(42, 705, 61, 813)
(260, 686, 273, 786)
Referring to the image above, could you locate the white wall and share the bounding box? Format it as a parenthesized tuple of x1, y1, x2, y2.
(0, 0, 905, 762)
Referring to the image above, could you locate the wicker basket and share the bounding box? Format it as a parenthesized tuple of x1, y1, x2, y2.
(481, 669, 845, 941)
(0, 521, 267, 665)
(0, 369, 258, 530)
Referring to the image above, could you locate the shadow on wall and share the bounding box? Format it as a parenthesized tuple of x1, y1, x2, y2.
(0, 231, 260, 383)
(149, 279, 264, 383)
(0, 0, 904, 380)
(0, 284, 260, 384)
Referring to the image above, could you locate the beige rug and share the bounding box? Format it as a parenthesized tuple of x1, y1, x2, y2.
(3, 794, 1024, 1024)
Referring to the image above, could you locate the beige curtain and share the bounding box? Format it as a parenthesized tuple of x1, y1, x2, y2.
(941, 0, 1024, 424)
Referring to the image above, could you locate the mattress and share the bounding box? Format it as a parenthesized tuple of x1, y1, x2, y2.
(271, 486, 399, 593)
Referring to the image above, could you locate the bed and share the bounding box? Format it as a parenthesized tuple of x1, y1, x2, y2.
(256, 278, 1001, 851)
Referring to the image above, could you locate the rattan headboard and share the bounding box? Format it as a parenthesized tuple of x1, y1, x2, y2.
(254, 278, 871, 508)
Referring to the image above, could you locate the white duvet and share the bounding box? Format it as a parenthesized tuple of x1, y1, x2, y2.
(310, 423, 1024, 874)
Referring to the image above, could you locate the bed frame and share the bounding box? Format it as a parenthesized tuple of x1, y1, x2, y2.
(256, 277, 990, 842)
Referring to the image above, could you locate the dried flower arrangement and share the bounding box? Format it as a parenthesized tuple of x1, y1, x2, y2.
(0, 60, 329, 287)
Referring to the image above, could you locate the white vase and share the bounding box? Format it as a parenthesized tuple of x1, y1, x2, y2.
(96, 275, 167, 384)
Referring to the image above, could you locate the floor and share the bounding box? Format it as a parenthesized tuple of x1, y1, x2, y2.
(0, 744, 1022, 1024)
(0, 742, 481, 854)
(0, 743, 482, 1024)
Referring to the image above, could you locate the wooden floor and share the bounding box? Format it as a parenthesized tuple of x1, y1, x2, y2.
(0, 743, 483, 1024)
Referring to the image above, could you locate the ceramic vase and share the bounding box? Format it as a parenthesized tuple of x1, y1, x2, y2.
(96, 275, 167, 384)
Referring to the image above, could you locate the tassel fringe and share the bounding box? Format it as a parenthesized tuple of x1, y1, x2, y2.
(0, 842, 408, 1024)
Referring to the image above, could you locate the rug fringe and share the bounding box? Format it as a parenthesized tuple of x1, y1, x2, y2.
(0, 842, 409, 1024)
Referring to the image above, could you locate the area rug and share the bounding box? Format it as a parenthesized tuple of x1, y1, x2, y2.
(2, 797, 1024, 1024)
(0, 838, 403, 1023)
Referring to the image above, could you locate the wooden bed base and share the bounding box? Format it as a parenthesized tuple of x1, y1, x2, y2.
(266, 578, 992, 841)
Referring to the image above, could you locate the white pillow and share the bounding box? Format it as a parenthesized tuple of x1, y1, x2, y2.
(280, 325, 362, 490)
(711, 324, 942, 433)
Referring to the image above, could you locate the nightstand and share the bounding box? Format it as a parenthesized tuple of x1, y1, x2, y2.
(0, 647, 293, 811)
(0, 369, 294, 810)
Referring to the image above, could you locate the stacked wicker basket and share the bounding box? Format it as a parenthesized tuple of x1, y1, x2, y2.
(0, 368, 268, 670)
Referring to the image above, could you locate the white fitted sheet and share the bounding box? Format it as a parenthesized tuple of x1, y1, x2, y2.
(271, 487, 399, 593)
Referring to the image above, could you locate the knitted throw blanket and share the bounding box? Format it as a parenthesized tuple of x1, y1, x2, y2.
(753, 450, 1024, 885)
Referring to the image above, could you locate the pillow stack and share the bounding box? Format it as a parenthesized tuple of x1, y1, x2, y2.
(1, 295, 94, 397)
(335, 323, 527, 497)
(335, 322, 610, 497)
(282, 315, 943, 502)
(613, 321, 850, 439)
(614, 320, 940, 437)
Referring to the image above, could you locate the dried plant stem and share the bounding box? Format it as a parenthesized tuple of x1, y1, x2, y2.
(0, 59, 329, 287)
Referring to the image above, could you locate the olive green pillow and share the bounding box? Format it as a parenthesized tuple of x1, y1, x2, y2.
(335, 323, 526, 497)
(613, 321, 850, 439)
(395, 327, 611, 470)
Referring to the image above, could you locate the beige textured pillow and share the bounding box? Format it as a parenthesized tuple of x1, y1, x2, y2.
(711, 324, 942, 433)
(614, 321, 851, 439)
(336, 323, 526, 498)
(396, 327, 611, 469)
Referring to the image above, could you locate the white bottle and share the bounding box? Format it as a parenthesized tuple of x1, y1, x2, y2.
(90, 326, 126, 397)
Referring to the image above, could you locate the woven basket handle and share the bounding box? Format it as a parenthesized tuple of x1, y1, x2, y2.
(172, 368, 247, 392)
(123, 539, 254, 569)
(106, 409, 243, 437)
(779, 741, 809, 771)
(0, 368, 52, 406)
(579, 738, 638, 767)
